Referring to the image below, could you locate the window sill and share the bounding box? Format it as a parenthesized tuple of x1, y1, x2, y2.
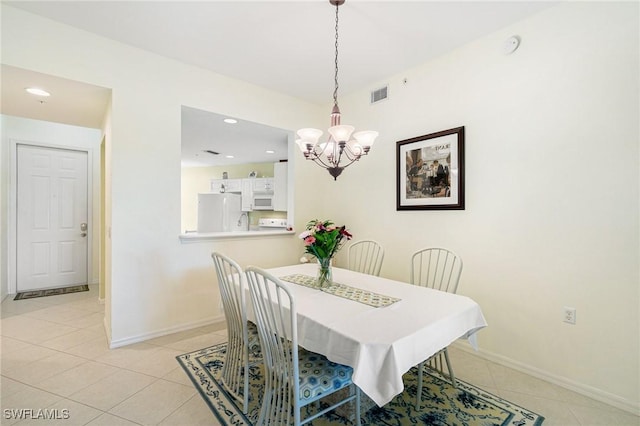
(179, 229, 295, 243)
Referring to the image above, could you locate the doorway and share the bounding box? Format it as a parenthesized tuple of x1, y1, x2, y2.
(16, 144, 89, 292)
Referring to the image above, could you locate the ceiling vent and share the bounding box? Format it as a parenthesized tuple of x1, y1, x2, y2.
(370, 85, 388, 104)
(203, 150, 220, 155)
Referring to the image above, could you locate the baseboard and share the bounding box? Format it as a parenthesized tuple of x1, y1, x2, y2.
(452, 341, 640, 416)
(109, 315, 225, 349)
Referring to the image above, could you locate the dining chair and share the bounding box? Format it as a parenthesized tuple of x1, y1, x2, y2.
(347, 239, 385, 276)
(410, 247, 463, 409)
(211, 252, 261, 414)
(245, 266, 361, 426)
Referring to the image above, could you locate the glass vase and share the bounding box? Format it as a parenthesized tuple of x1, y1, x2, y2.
(316, 258, 333, 289)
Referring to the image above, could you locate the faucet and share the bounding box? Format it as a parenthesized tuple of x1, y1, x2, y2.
(237, 212, 249, 231)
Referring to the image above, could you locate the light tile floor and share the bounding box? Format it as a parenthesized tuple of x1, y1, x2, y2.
(1, 285, 638, 425)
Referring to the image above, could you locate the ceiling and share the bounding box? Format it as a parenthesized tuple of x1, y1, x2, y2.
(181, 106, 290, 167)
(0, 65, 111, 129)
(1, 1, 556, 166)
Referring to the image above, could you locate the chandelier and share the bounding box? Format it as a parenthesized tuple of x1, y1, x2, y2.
(295, 0, 378, 180)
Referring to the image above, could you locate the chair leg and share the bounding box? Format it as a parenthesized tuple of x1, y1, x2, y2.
(242, 363, 250, 413)
(416, 349, 456, 410)
(355, 386, 361, 425)
(443, 348, 456, 388)
(415, 361, 424, 410)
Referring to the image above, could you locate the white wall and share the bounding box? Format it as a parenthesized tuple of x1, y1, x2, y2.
(0, 115, 102, 299)
(1, 0, 637, 414)
(329, 1, 639, 413)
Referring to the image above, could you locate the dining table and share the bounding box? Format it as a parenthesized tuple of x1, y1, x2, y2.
(256, 263, 488, 407)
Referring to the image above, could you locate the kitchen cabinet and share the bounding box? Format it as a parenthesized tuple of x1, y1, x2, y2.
(273, 162, 288, 211)
(210, 178, 242, 193)
(241, 179, 253, 211)
(241, 178, 275, 211)
(235, 175, 280, 212)
(251, 178, 274, 193)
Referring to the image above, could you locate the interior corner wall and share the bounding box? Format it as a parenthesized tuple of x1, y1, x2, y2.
(100, 96, 112, 340)
(330, 2, 639, 413)
(0, 117, 8, 301)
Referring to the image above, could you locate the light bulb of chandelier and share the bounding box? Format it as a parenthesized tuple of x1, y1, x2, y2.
(328, 125, 355, 143)
(318, 141, 337, 157)
(296, 128, 323, 145)
(352, 130, 379, 148)
(294, 139, 308, 152)
(346, 140, 364, 156)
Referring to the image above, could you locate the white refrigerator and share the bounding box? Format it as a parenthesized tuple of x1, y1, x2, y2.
(197, 193, 244, 232)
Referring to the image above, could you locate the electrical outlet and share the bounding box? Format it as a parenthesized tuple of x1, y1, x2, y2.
(563, 307, 576, 324)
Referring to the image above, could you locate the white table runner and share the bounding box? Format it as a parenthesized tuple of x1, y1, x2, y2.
(280, 273, 401, 308)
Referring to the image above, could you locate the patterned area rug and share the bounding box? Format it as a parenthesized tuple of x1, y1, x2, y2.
(176, 343, 545, 426)
(13, 284, 89, 300)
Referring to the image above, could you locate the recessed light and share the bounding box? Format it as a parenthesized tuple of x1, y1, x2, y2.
(25, 87, 50, 97)
(223, 118, 237, 124)
(225, 155, 234, 159)
(266, 150, 275, 154)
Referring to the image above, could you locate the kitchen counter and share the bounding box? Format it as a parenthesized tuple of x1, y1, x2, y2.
(179, 229, 295, 243)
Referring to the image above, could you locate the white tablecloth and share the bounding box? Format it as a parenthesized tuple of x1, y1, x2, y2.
(262, 264, 487, 407)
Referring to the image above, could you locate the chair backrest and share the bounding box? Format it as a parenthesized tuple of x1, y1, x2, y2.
(245, 266, 299, 425)
(347, 239, 385, 276)
(211, 252, 248, 344)
(410, 248, 463, 294)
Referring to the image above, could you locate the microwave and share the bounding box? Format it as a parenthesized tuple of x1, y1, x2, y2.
(252, 194, 274, 210)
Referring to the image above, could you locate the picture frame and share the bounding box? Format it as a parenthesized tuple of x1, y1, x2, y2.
(396, 126, 465, 210)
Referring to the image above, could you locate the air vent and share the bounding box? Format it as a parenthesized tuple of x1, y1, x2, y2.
(203, 150, 220, 155)
(370, 85, 388, 104)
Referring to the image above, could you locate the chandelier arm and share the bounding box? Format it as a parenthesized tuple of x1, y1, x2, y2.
(332, 142, 344, 166)
(314, 156, 346, 170)
(309, 143, 327, 157)
(342, 144, 364, 160)
(340, 149, 358, 162)
(318, 155, 358, 170)
(343, 153, 361, 164)
(307, 152, 336, 169)
(341, 159, 361, 168)
(331, 139, 340, 166)
(335, 157, 359, 170)
(308, 143, 338, 167)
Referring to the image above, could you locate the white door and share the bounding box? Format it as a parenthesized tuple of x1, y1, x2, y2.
(17, 145, 88, 291)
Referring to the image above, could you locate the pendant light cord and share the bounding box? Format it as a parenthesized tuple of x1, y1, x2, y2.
(333, 2, 340, 108)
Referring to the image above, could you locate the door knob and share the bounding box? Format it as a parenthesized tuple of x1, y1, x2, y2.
(81, 232, 87, 237)
(80, 223, 88, 231)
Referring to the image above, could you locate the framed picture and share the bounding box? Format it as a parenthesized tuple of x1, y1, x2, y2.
(396, 126, 465, 210)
